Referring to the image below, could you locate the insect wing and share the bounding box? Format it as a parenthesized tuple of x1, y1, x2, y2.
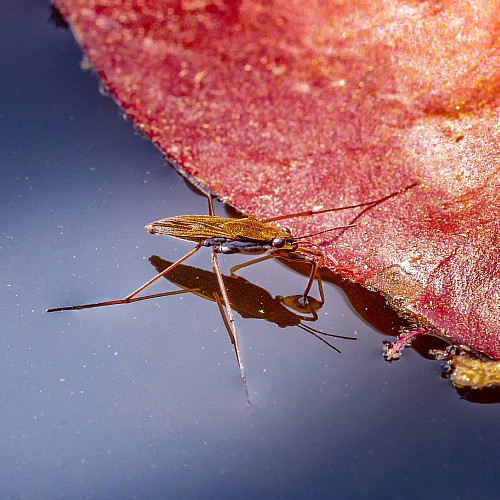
(147, 215, 286, 243)
(146, 215, 229, 242)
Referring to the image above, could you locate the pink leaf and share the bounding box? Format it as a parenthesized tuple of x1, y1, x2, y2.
(55, 0, 500, 358)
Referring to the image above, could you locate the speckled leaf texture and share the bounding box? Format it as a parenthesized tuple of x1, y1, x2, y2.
(55, 0, 500, 357)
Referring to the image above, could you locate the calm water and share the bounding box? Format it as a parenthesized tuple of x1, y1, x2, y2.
(1, 2, 500, 498)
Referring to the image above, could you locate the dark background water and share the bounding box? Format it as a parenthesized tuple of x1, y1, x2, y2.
(1, 2, 499, 498)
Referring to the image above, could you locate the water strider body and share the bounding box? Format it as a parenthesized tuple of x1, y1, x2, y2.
(144, 213, 326, 300)
(146, 215, 298, 255)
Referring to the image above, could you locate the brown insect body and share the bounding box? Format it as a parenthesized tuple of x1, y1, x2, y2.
(146, 215, 298, 254)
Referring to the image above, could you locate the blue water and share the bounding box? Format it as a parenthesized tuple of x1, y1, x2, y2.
(1, 2, 499, 498)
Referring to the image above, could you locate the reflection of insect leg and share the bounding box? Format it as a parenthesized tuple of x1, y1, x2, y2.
(296, 323, 357, 353)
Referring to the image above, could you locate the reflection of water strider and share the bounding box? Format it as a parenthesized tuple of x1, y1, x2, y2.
(149, 255, 356, 353)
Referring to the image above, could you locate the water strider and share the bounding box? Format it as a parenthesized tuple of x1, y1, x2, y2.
(48, 180, 418, 398)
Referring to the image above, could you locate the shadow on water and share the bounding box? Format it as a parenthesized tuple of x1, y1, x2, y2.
(152, 252, 500, 405)
(56, 241, 500, 405)
(279, 260, 500, 404)
(149, 256, 356, 353)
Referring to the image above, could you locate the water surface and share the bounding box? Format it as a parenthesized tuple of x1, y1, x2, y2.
(1, 3, 500, 498)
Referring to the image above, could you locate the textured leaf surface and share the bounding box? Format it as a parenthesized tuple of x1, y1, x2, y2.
(55, 0, 500, 357)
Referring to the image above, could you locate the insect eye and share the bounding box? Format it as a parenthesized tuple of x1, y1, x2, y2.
(272, 237, 286, 248)
(282, 227, 291, 234)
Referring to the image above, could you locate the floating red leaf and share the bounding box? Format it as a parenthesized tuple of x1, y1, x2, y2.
(54, 0, 500, 358)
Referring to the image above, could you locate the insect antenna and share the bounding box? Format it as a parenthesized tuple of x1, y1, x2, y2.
(295, 224, 356, 241)
(261, 182, 419, 223)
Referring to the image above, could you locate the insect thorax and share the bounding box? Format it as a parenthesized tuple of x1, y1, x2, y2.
(202, 238, 274, 255)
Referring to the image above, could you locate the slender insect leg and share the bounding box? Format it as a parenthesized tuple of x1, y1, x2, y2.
(261, 201, 378, 223)
(316, 271, 325, 304)
(55, 289, 191, 311)
(228, 254, 275, 277)
(302, 253, 323, 298)
(47, 244, 202, 312)
(273, 247, 324, 300)
(211, 251, 251, 405)
(205, 193, 216, 216)
(123, 243, 202, 300)
(229, 252, 325, 302)
(213, 291, 236, 346)
(211, 251, 239, 364)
